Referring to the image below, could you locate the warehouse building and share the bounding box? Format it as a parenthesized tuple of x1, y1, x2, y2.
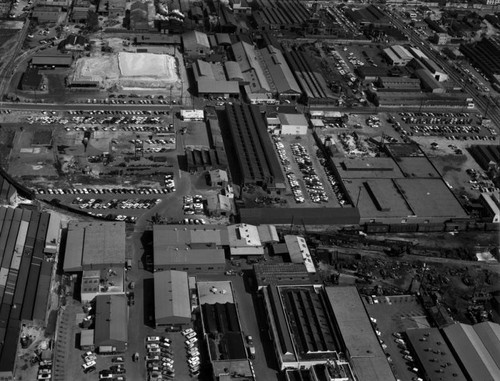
(193, 59, 240, 97)
(226, 223, 264, 256)
(63, 221, 126, 272)
(253, 263, 321, 289)
(284, 50, 337, 107)
(284, 235, 315, 273)
(197, 281, 254, 380)
(460, 37, 500, 81)
(253, 0, 310, 31)
(383, 45, 414, 66)
(278, 113, 309, 135)
(415, 69, 446, 93)
(154, 270, 191, 328)
(94, 294, 128, 353)
(81, 267, 125, 303)
(153, 224, 226, 273)
(31, 51, 73, 67)
(0, 207, 58, 378)
(479, 193, 500, 223)
(325, 287, 396, 381)
(345, 4, 391, 27)
(442, 322, 500, 381)
(224, 103, 286, 190)
(239, 207, 360, 225)
(376, 76, 421, 91)
(262, 285, 343, 370)
(405, 328, 467, 381)
(182, 30, 211, 59)
(468, 144, 500, 170)
(32, 6, 62, 22)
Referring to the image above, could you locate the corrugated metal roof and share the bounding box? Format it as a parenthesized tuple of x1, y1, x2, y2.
(95, 294, 128, 348)
(443, 323, 500, 381)
(224, 61, 243, 81)
(197, 78, 240, 94)
(154, 270, 191, 323)
(31, 55, 73, 66)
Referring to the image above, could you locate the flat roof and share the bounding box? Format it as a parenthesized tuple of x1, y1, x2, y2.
(394, 157, 440, 178)
(325, 287, 395, 381)
(254, 263, 321, 288)
(239, 207, 360, 225)
(337, 157, 403, 179)
(279, 113, 308, 127)
(64, 221, 125, 271)
(154, 270, 191, 321)
(443, 323, 500, 381)
(396, 178, 468, 218)
(153, 225, 226, 267)
(406, 328, 467, 381)
(31, 55, 73, 66)
(197, 281, 234, 305)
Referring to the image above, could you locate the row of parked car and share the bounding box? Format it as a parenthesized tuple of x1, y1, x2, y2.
(273, 138, 305, 203)
(36, 187, 173, 196)
(183, 195, 205, 215)
(72, 197, 161, 210)
(290, 143, 329, 204)
(183, 328, 201, 377)
(146, 336, 175, 380)
(37, 360, 52, 380)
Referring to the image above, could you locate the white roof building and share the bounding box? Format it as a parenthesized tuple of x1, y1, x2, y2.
(284, 235, 315, 273)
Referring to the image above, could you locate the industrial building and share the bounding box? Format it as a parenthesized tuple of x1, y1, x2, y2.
(468, 144, 500, 170)
(182, 30, 211, 59)
(154, 270, 191, 328)
(239, 207, 360, 225)
(284, 49, 337, 107)
(223, 103, 286, 190)
(198, 281, 254, 380)
(193, 59, 240, 98)
(383, 45, 414, 66)
(278, 113, 309, 135)
(376, 76, 422, 91)
(94, 294, 128, 353)
(324, 287, 396, 381)
(32, 6, 62, 22)
(442, 322, 500, 381)
(460, 37, 500, 81)
(405, 328, 467, 381)
(252, 0, 310, 31)
(31, 50, 73, 67)
(63, 221, 126, 272)
(0, 207, 59, 378)
(345, 4, 391, 28)
(284, 235, 315, 273)
(253, 263, 321, 289)
(153, 224, 226, 273)
(0, 174, 18, 206)
(479, 193, 500, 223)
(415, 69, 446, 93)
(81, 267, 125, 303)
(336, 144, 469, 225)
(262, 285, 344, 370)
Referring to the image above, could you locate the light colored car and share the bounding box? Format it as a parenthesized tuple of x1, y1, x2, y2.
(147, 336, 161, 342)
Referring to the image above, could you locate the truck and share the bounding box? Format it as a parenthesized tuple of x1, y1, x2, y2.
(248, 346, 256, 359)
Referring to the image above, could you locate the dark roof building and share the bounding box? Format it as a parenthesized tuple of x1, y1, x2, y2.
(405, 328, 467, 381)
(325, 287, 396, 381)
(130, 1, 150, 31)
(224, 103, 285, 190)
(262, 285, 343, 370)
(460, 37, 500, 81)
(31, 50, 73, 67)
(285, 49, 337, 106)
(239, 207, 360, 225)
(32, 6, 62, 22)
(253, 263, 321, 289)
(20, 67, 43, 91)
(94, 294, 128, 353)
(154, 270, 191, 327)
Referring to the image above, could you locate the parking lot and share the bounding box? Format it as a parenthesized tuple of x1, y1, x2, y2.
(272, 133, 341, 207)
(365, 296, 428, 381)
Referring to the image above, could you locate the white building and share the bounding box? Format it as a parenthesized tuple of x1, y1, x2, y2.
(279, 113, 309, 135)
(180, 109, 204, 121)
(284, 235, 316, 273)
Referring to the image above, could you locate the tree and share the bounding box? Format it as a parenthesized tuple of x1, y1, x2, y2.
(86, 10, 99, 32)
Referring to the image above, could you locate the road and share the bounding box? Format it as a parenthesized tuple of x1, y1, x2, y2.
(386, 10, 500, 130)
(0, 20, 30, 99)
